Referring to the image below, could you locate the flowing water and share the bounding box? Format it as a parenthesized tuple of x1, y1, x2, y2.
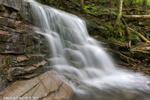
(27, 0, 150, 99)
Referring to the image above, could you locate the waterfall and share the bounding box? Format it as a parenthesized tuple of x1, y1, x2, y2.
(27, 0, 150, 99)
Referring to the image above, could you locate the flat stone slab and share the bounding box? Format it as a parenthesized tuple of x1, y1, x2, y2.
(0, 71, 72, 100)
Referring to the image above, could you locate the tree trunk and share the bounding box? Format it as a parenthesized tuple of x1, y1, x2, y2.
(129, 0, 134, 6)
(116, 0, 123, 24)
(143, 0, 148, 8)
(80, 0, 84, 9)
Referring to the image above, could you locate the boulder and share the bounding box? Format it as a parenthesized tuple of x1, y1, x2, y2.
(0, 71, 72, 100)
(0, 0, 22, 11)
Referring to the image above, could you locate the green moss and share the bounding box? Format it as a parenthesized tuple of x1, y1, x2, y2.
(103, 21, 127, 42)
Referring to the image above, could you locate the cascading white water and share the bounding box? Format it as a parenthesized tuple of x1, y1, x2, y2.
(27, 0, 150, 99)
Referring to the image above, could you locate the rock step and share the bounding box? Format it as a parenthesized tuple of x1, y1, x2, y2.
(0, 54, 46, 68)
(7, 59, 50, 81)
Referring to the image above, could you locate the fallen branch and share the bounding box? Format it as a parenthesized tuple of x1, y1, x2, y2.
(128, 27, 150, 44)
(123, 15, 150, 19)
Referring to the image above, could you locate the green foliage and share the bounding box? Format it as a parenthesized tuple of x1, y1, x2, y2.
(148, 0, 150, 6)
(83, 2, 98, 14)
(83, 1, 117, 16)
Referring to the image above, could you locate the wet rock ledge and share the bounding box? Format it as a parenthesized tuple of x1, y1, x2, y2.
(0, 0, 72, 99)
(0, 0, 49, 82)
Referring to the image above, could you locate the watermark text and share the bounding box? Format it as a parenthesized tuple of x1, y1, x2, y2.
(3, 97, 38, 100)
